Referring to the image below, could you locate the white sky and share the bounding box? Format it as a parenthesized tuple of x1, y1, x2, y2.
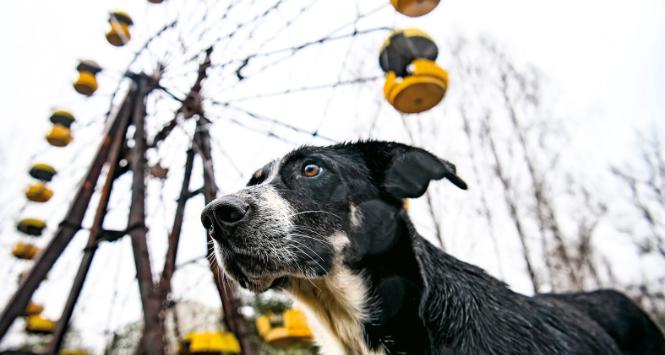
(0, 0, 664, 352)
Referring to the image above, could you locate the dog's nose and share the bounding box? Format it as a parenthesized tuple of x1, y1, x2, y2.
(201, 196, 250, 232)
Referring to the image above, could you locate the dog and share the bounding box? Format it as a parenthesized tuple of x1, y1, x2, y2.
(201, 141, 665, 354)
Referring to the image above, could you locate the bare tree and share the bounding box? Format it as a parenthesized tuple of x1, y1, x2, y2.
(611, 131, 665, 327)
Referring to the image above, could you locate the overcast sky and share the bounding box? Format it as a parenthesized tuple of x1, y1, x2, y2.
(0, 0, 663, 352)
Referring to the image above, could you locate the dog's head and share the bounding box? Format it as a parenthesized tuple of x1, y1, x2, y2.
(201, 141, 466, 292)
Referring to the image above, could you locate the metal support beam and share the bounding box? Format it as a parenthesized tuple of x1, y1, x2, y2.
(158, 148, 195, 301)
(179, 46, 254, 355)
(137, 47, 226, 355)
(154, 148, 195, 351)
(0, 90, 129, 341)
(127, 75, 165, 355)
(194, 117, 254, 355)
(184, 187, 203, 200)
(47, 85, 135, 354)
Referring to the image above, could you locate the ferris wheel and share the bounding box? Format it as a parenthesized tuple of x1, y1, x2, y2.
(0, 0, 450, 353)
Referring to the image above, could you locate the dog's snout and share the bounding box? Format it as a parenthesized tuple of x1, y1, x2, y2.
(201, 196, 250, 233)
(216, 198, 249, 225)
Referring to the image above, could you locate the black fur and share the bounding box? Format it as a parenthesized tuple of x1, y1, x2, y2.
(202, 141, 665, 354)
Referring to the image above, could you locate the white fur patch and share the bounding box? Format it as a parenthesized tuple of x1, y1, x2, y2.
(265, 159, 281, 184)
(349, 204, 362, 228)
(287, 233, 385, 355)
(256, 185, 294, 222)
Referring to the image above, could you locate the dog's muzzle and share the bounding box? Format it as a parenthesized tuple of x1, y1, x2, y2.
(201, 195, 250, 241)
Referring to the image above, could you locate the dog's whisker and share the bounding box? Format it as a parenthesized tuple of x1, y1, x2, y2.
(284, 242, 323, 269)
(288, 210, 343, 220)
(287, 238, 327, 264)
(291, 224, 328, 234)
(286, 243, 327, 281)
(290, 225, 335, 240)
(288, 232, 329, 245)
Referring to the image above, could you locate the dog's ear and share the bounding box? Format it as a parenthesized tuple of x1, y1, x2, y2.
(358, 141, 467, 199)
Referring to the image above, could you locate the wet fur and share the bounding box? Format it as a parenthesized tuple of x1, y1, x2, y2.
(202, 141, 665, 354)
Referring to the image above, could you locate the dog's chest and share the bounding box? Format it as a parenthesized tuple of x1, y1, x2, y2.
(287, 267, 385, 355)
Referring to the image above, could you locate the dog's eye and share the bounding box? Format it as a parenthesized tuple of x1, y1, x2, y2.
(302, 163, 322, 178)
